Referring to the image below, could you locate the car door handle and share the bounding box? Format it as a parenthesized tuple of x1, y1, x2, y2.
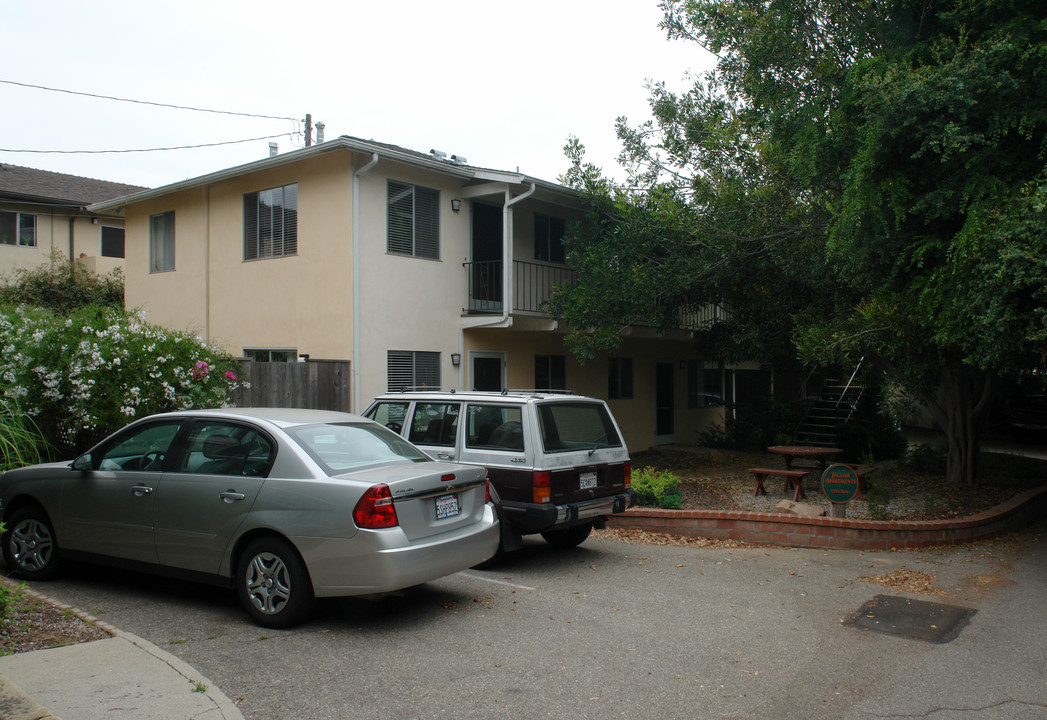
(131, 485, 154, 497)
(436, 453, 453, 460)
(220, 491, 246, 503)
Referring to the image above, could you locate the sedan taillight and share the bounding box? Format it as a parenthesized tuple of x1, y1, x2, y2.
(353, 484, 399, 529)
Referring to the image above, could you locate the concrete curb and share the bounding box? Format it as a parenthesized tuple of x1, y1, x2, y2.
(0, 582, 243, 720)
(609, 482, 1047, 549)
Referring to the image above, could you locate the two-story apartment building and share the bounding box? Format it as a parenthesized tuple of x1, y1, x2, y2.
(89, 136, 742, 451)
(0, 164, 145, 277)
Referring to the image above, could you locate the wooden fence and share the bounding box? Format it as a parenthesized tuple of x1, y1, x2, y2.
(230, 359, 351, 412)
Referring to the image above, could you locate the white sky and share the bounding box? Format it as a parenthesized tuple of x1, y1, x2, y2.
(0, 0, 715, 191)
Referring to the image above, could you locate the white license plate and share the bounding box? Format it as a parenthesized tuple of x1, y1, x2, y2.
(579, 472, 598, 490)
(436, 494, 460, 519)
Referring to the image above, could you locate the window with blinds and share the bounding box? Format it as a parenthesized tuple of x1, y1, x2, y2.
(244, 184, 298, 260)
(387, 180, 439, 259)
(149, 211, 175, 272)
(534, 213, 566, 263)
(388, 351, 441, 392)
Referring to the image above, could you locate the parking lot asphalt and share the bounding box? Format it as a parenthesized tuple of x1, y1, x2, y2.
(5, 527, 1046, 720)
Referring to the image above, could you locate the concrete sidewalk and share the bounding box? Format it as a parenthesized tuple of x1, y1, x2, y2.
(0, 618, 243, 720)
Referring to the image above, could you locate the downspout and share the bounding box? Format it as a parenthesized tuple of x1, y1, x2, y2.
(457, 182, 535, 388)
(68, 215, 75, 265)
(204, 186, 211, 343)
(352, 152, 380, 412)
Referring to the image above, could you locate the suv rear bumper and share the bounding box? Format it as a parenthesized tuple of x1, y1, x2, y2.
(500, 491, 634, 534)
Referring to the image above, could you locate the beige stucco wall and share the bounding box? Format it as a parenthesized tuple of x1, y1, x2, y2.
(461, 328, 727, 453)
(355, 160, 472, 401)
(0, 210, 124, 278)
(124, 151, 355, 356)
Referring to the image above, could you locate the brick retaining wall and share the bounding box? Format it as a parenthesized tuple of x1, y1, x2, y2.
(607, 484, 1047, 550)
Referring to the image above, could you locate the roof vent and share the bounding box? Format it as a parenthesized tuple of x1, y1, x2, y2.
(451, 154, 468, 165)
(430, 149, 448, 161)
(269, 142, 278, 157)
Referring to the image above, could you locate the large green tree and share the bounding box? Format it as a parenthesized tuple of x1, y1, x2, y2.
(551, 0, 1047, 485)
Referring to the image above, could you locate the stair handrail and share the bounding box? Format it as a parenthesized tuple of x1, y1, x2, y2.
(836, 357, 865, 409)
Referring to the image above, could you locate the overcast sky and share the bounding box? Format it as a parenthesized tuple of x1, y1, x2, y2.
(1, 0, 715, 191)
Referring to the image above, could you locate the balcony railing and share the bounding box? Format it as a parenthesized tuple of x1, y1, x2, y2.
(464, 260, 732, 329)
(465, 260, 577, 314)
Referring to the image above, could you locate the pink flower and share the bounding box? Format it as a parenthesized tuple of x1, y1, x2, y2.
(225, 371, 238, 381)
(191, 360, 210, 379)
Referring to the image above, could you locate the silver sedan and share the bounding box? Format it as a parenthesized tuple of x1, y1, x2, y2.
(0, 408, 499, 628)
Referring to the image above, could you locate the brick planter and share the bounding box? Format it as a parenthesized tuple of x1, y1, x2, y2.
(608, 484, 1047, 550)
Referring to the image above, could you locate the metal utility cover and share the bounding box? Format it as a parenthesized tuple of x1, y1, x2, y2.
(844, 594, 977, 644)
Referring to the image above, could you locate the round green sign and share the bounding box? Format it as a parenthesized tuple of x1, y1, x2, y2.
(821, 464, 859, 504)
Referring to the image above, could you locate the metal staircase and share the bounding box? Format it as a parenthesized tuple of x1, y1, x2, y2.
(793, 361, 865, 447)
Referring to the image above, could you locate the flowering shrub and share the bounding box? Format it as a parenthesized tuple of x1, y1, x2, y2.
(0, 302, 247, 456)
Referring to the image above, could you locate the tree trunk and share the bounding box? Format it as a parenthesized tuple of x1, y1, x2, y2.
(927, 367, 998, 487)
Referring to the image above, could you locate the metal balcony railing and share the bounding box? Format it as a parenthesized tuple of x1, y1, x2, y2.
(465, 260, 577, 314)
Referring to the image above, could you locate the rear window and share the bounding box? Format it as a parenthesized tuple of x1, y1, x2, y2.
(287, 422, 428, 473)
(537, 402, 622, 453)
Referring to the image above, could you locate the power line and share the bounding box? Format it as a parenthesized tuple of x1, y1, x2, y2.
(0, 132, 297, 155)
(0, 79, 300, 122)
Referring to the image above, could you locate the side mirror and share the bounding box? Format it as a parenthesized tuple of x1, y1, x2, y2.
(71, 454, 93, 472)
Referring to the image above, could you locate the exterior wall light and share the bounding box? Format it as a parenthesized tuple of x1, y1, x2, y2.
(451, 199, 461, 212)
(451, 353, 461, 366)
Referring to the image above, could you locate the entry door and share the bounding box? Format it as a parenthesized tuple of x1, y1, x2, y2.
(655, 362, 676, 444)
(471, 352, 505, 391)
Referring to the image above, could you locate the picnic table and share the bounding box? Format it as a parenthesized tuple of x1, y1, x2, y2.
(767, 445, 844, 471)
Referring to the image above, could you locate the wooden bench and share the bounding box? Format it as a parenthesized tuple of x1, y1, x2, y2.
(852, 465, 878, 500)
(748, 467, 811, 502)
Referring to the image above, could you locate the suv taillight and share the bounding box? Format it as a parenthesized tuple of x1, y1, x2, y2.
(533, 471, 551, 504)
(624, 461, 631, 490)
(485, 468, 491, 504)
(353, 484, 399, 529)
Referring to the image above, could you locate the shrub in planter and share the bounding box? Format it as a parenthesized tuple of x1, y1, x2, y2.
(633, 467, 683, 509)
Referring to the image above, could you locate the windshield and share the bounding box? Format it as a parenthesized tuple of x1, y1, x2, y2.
(537, 402, 623, 453)
(286, 422, 429, 473)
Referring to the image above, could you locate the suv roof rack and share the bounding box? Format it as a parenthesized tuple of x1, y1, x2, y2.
(388, 387, 578, 397)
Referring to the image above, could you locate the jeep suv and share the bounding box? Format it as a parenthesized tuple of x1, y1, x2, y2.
(363, 390, 633, 553)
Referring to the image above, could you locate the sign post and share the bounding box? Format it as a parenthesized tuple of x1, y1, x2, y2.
(821, 464, 859, 518)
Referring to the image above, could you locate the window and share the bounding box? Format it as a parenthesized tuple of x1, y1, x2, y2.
(408, 403, 461, 447)
(387, 180, 439, 259)
(244, 183, 298, 260)
(0, 211, 36, 247)
(96, 421, 183, 471)
(387, 351, 440, 391)
(365, 401, 410, 432)
(687, 360, 724, 408)
(100, 226, 125, 258)
(244, 348, 296, 362)
(535, 354, 566, 391)
(534, 213, 565, 263)
(608, 357, 633, 399)
(149, 211, 175, 272)
(466, 405, 524, 451)
(180, 421, 274, 477)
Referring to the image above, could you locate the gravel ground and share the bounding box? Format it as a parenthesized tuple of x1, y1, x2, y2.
(633, 446, 1047, 521)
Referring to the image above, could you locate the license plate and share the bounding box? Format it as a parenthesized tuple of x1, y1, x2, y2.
(579, 471, 598, 490)
(435, 494, 460, 519)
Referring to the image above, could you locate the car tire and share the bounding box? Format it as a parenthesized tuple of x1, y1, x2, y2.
(236, 536, 315, 629)
(540, 522, 593, 549)
(2, 505, 62, 581)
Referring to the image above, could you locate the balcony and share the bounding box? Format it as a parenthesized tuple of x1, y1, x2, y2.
(465, 260, 577, 315)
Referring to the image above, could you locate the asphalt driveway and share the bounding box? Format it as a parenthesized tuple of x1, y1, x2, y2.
(14, 529, 1047, 720)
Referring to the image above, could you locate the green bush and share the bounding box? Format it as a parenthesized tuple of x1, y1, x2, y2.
(0, 252, 123, 314)
(0, 303, 246, 456)
(633, 467, 683, 509)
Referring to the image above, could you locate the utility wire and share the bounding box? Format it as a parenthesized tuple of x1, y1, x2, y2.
(0, 79, 299, 122)
(0, 132, 296, 155)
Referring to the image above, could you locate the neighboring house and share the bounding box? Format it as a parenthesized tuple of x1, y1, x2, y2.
(88, 136, 748, 451)
(0, 164, 146, 278)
